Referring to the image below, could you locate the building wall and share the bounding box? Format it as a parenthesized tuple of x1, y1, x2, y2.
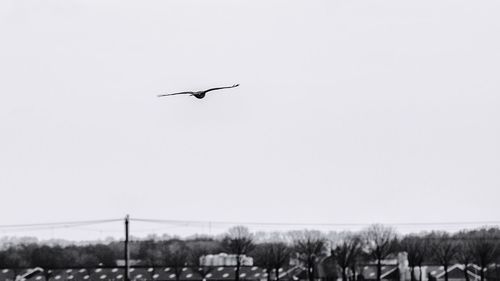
(201, 253, 254, 266)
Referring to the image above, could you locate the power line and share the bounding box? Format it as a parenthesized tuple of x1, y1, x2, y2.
(2, 218, 498, 230)
(1, 217, 499, 235)
(0, 218, 122, 230)
(131, 218, 500, 228)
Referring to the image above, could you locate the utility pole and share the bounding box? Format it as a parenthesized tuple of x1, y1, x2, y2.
(125, 215, 130, 281)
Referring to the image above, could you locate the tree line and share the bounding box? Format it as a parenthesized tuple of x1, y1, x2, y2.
(1, 225, 499, 281)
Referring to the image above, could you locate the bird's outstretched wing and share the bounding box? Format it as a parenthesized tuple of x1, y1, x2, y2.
(203, 84, 240, 94)
(157, 91, 194, 97)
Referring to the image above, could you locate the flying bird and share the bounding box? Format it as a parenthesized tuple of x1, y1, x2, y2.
(158, 84, 239, 99)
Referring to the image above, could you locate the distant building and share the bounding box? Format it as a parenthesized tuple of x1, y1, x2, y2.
(115, 259, 142, 267)
(201, 253, 253, 266)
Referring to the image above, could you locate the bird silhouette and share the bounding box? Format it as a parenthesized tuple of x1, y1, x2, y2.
(158, 84, 239, 99)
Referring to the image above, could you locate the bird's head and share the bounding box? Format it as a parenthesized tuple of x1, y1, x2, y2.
(194, 93, 206, 99)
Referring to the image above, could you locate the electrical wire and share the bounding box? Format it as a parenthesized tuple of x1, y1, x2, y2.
(0, 218, 122, 230)
(0, 217, 498, 237)
(131, 218, 500, 228)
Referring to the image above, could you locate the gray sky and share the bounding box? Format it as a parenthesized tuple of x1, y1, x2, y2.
(1, 0, 499, 240)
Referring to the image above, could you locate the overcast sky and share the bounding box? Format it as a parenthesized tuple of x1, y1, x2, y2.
(0, 0, 499, 240)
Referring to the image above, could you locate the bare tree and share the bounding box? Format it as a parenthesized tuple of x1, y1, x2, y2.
(137, 240, 166, 279)
(292, 230, 325, 281)
(362, 224, 398, 281)
(165, 241, 189, 281)
(254, 243, 275, 281)
(221, 226, 255, 281)
(469, 229, 499, 281)
(415, 237, 429, 281)
(429, 232, 457, 281)
(455, 238, 474, 281)
(332, 234, 362, 281)
(254, 232, 292, 281)
(0, 248, 30, 281)
(270, 242, 292, 281)
(399, 235, 428, 281)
